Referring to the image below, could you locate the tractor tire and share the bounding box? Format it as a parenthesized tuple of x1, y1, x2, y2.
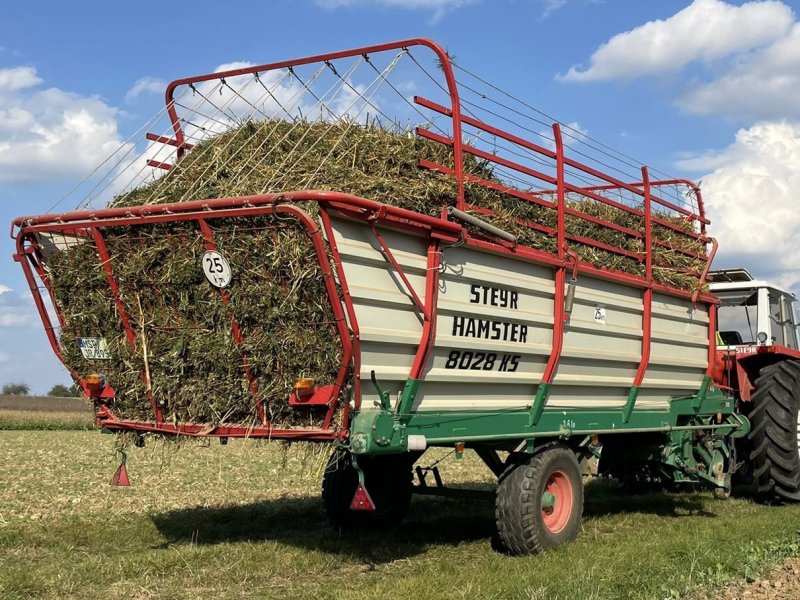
(321, 448, 413, 531)
(495, 444, 583, 555)
(748, 361, 800, 502)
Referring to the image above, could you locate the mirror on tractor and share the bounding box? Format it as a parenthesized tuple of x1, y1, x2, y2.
(709, 269, 799, 351)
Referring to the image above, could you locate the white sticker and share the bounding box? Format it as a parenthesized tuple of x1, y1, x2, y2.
(202, 250, 232, 288)
(594, 305, 606, 324)
(78, 337, 111, 360)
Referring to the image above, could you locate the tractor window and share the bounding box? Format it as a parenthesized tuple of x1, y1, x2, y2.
(717, 303, 758, 345)
(769, 292, 798, 349)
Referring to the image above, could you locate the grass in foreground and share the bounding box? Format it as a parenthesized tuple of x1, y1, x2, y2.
(1, 430, 799, 600)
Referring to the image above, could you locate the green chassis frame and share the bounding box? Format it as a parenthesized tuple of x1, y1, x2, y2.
(349, 377, 748, 455)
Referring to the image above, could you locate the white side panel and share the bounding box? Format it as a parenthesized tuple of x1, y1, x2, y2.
(328, 216, 709, 413)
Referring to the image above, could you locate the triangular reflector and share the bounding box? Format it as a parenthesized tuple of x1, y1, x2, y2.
(349, 482, 376, 511)
(110, 462, 130, 487)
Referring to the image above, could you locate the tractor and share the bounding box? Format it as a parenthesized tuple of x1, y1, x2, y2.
(710, 268, 800, 501)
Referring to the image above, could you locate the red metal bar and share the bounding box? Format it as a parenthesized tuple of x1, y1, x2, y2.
(579, 180, 707, 224)
(368, 224, 427, 315)
(416, 96, 556, 160)
(90, 228, 164, 423)
(12, 244, 79, 383)
(693, 237, 719, 305)
(319, 208, 363, 413)
(632, 167, 653, 390)
(15, 191, 717, 306)
(418, 158, 557, 211)
(410, 239, 442, 380)
(706, 303, 717, 378)
(417, 127, 558, 188)
(146, 160, 173, 171)
(415, 96, 708, 228)
(145, 132, 194, 150)
(197, 219, 266, 425)
(163, 39, 466, 209)
(13, 191, 462, 235)
(95, 417, 340, 440)
(417, 127, 661, 225)
(541, 124, 568, 388)
(465, 203, 643, 262)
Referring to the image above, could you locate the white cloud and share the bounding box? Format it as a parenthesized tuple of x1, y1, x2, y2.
(0, 66, 42, 92)
(559, 0, 793, 82)
(0, 66, 130, 183)
(678, 23, 800, 120)
(315, 0, 477, 21)
(0, 285, 10, 296)
(125, 77, 166, 103)
(680, 121, 800, 285)
(539, 0, 566, 18)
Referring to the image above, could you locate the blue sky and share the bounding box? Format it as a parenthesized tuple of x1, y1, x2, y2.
(2, 0, 800, 392)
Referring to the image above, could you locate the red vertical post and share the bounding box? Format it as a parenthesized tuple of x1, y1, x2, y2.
(197, 219, 267, 425)
(626, 167, 654, 421)
(90, 228, 164, 423)
(530, 123, 568, 425)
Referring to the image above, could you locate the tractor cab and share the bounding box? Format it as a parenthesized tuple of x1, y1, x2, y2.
(709, 268, 799, 351)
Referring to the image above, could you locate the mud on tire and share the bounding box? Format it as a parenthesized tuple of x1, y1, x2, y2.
(749, 361, 800, 502)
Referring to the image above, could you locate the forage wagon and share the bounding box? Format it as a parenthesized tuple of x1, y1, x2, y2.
(13, 38, 797, 555)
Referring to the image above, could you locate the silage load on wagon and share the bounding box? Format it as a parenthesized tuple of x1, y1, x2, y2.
(45, 120, 705, 427)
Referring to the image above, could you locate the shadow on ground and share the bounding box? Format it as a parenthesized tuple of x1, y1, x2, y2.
(150, 479, 719, 560)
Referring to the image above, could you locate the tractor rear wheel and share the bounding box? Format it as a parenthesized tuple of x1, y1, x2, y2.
(495, 444, 583, 555)
(748, 361, 800, 502)
(321, 448, 413, 531)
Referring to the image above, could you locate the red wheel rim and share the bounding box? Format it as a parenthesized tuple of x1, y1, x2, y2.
(541, 468, 574, 534)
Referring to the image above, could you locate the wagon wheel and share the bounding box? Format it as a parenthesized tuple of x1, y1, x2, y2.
(495, 443, 583, 555)
(748, 361, 800, 502)
(321, 448, 414, 531)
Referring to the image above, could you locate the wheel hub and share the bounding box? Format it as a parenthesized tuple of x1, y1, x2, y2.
(541, 468, 574, 534)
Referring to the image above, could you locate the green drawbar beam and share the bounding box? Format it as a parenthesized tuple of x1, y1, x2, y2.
(396, 378, 421, 420)
(622, 386, 639, 423)
(529, 383, 551, 426)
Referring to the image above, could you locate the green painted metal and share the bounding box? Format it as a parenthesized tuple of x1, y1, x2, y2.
(350, 409, 407, 455)
(541, 491, 555, 510)
(528, 383, 551, 426)
(622, 386, 639, 423)
(369, 370, 392, 411)
(396, 378, 421, 420)
(400, 387, 738, 446)
(692, 376, 712, 410)
(348, 385, 749, 456)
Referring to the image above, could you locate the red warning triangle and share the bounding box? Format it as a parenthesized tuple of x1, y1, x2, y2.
(110, 462, 130, 487)
(349, 482, 376, 511)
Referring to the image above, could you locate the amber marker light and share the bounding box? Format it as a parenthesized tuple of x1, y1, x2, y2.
(84, 373, 105, 397)
(293, 377, 316, 401)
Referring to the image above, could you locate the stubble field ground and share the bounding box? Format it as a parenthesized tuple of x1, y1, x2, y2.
(1, 399, 800, 600)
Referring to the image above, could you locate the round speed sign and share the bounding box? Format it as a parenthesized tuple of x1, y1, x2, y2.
(202, 251, 232, 288)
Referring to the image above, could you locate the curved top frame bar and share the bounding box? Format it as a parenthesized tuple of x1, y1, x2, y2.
(163, 38, 466, 207)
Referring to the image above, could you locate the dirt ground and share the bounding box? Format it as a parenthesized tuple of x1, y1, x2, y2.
(716, 559, 800, 599)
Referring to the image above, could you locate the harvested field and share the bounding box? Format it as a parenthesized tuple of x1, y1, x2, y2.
(1, 429, 799, 600)
(0, 396, 93, 430)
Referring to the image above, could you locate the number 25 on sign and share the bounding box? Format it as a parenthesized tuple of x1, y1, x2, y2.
(202, 251, 232, 288)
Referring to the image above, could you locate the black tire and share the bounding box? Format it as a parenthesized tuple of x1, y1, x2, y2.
(495, 444, 583, 555)
(321, 448, 413, 531)
(748, 361, 800, 502)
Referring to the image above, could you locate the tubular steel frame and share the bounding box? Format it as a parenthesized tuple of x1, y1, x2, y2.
(11, 38, 719, 442)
